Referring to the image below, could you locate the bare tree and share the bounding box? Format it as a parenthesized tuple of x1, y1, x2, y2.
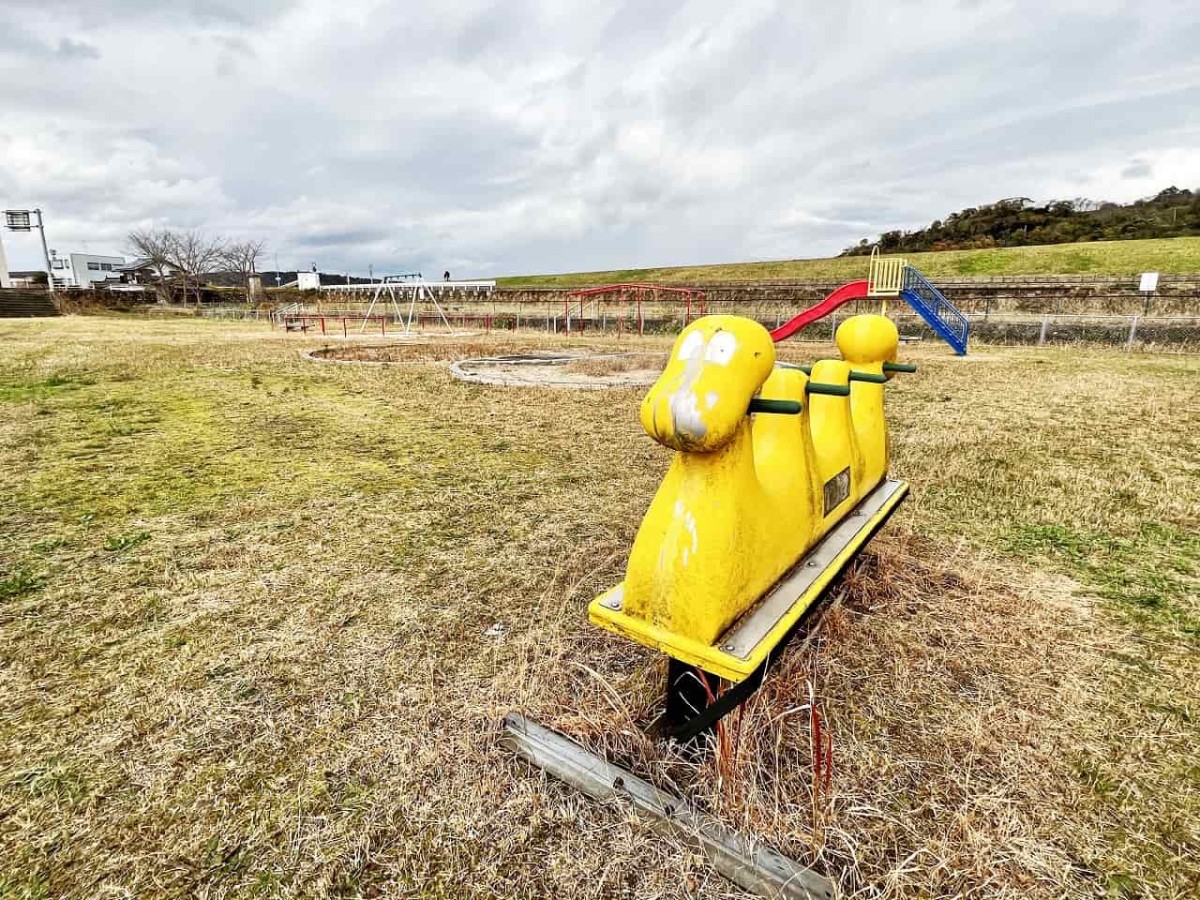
(126, 229, 176, 303)
(166, 230, 225, 306)
(220, 239, 267, 300)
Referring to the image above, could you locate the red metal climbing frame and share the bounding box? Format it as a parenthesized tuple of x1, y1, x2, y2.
(563, 283, 707, 335)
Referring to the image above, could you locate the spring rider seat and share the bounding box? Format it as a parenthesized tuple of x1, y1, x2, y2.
(589, 313, 914, 741)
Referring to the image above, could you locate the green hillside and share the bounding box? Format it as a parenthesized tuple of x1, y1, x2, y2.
(498, 236, 1200, 288)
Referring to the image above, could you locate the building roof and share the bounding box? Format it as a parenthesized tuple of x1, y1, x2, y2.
(117, 258, 155, 271)
(67, 252, 125, 262)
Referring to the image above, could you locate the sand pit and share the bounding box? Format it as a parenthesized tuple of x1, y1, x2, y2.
(450, 351, 667, 388)
(302, 338, 511, 365)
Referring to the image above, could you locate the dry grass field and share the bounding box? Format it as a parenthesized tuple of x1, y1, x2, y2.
(1, 317, 1197, 900)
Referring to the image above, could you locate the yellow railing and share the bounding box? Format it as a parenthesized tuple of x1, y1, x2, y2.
(867, 246, 905, 297)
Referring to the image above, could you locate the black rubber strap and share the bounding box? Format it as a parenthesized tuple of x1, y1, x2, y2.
(748, 398, 802, 415)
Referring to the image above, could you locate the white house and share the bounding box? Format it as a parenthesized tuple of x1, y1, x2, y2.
(116, 257, 182, 286)
(49, 251, 126, 289)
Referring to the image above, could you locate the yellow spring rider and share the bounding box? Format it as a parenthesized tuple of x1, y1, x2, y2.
(589, 312, 914, 741)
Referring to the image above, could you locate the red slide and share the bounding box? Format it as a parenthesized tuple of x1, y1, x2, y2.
(769, 280, 870, 342)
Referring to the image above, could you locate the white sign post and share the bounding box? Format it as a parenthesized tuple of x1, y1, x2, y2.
(1138, 272, 1159, 314)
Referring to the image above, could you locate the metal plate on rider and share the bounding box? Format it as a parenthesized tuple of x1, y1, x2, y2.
(823, 467, 850, 515)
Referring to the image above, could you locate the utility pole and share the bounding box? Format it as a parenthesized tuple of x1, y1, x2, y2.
(35, 209, 53, 294)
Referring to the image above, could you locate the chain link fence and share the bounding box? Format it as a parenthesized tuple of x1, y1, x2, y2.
(202, 300, 1200, 353)
(885, 313, 1200, 352)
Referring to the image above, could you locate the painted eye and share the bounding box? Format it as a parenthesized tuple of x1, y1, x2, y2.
(704, 331, 737, 365)
(676, 330, 704, 361)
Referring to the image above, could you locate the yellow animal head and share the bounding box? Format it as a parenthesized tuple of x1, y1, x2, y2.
(640, 315, 775, 452)
(836, 315, 899, 368)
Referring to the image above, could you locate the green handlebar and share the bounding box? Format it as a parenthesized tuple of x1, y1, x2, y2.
(778, 361, 903, 384)
(806, 382, 851, 397)
(748, 398, 802, 415)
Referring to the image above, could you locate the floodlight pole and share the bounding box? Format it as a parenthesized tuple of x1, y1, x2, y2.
(35, 209, 54, 295)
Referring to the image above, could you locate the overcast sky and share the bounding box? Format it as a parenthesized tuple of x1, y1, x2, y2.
(1, 0, 1197, 276)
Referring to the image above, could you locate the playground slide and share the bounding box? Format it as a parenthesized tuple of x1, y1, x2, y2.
(768, 280, 870, 342)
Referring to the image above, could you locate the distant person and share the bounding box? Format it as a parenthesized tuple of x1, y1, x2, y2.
(443, 270, 450, 281)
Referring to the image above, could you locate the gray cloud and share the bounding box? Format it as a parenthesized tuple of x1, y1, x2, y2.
(1, 0, 1198, 275)
(2, 0, 292, 26)
(56, 38, 101, 60)
(1122, 160, 1153, 179)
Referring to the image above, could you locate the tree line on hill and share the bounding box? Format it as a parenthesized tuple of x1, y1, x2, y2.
(842, 187, 1200, 256)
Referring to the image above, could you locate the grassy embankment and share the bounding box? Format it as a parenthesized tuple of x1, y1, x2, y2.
(498, 236, 1200, 287)
(0, 318, 1196, 898)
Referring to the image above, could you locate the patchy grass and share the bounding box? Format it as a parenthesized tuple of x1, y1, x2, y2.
(0, 316, 1196, 899)
(0, 568, 45, 601)
(498, 236, 1200, 286)
(1006, 522, 1198, 634)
